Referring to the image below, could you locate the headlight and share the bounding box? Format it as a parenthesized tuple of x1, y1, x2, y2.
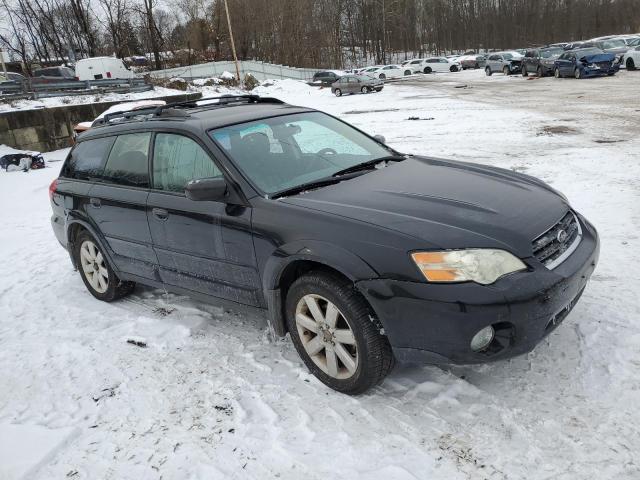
(411, 249, 526, 285)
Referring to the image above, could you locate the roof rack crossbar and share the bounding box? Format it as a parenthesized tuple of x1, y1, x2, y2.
(92, 94, 284, 128)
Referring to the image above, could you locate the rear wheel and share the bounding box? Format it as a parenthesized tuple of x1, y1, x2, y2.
(423, 67, 432, 74)
(334, 88, 342, 97)
(379, 73, 386, 79)
(485, 66, 492, 76)
(450, 65, 458, 72)
(74, 231, 134, 302)
(361, 86, 369, 93)
(537, 65, 544, 77)
(404, 69, 411, 76)
(286, 272, 394, 394)
(627, 58, 636, 70)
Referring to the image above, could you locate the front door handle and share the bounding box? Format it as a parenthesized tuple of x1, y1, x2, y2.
(152, 207, 169, 220)
(89, 197, 101, 208)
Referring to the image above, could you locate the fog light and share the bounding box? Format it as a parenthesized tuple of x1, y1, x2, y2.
(471, 326, 495, 352)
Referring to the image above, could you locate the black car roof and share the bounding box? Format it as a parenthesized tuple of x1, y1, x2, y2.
(79, 98, 314, 142)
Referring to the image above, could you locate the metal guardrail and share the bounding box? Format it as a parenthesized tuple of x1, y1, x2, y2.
(148, 60, 318, 81)
(0, 78, 153, 99)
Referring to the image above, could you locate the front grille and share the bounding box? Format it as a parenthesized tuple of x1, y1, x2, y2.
(532, 211, 582, 269)
(595, 61, 611, 69)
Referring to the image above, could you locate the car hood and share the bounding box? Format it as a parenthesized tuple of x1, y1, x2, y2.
(579, 53, 615, 62)
(280, 156, 568, 256)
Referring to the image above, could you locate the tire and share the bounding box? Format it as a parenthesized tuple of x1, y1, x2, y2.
(474, 62, 480, 69)
(404, 69, 411, 76)
(537, 66, 544, 77)
(522, 65, 528, 77)
(423, 67, 432, 74)
(379, 73, 386, 79)
(503, 66, 510, 75)
(627, 58, 636, 70)
(74, 231, 134, 302)
(554, 67, 561, 78)
(334, 88, 342, 97)
(574, 67, 582, 79)
(485, 67, 492, 76)
(285, 271, 394, 395)
(450, 65, 458, 72)
(361, 86, 369, 93)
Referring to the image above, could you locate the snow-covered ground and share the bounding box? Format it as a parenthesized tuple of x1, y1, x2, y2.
(1, 70, 639, 479)
(0, 86, 188, 113)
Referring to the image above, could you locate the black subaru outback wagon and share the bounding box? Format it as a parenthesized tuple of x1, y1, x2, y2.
(50, 95, 599, 394)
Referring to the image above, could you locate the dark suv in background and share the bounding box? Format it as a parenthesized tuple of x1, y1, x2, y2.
(311, 71, 343, 86)
(522, 47, 564, 76)
(49, 95, 599, 395)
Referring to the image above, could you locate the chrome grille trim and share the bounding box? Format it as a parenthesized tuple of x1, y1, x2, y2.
(532, 211, 582, 270)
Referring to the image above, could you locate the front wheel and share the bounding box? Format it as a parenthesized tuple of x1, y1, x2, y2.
(554, 67, 561, 78)
(361, 86, 369, 93)
(334, 88, 342, 97)
(627, 58, 636, 70)
(423, 67, 432, 74)
(537, 66, 544, 77)
(450, 65, 458, 72)
(74, 231, 134, 301)
(286, 272, 394, 394)
(404, 69, 411, 76)
(503, 66, 510, 75)
(485, 67, 492, 76)
(574, 67, 582, 79)
(379, 73, 386, 79)
(522, 65, 528, 77)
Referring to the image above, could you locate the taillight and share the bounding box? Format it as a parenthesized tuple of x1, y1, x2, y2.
(74, 76, 79, 81)
(106, 71, 112, 78)
(49, 178, 58, 200)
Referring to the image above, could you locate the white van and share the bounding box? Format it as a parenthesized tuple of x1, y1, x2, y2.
(75, 57, 135, 81)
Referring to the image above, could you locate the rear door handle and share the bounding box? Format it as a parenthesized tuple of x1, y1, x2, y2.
(89, 198, 101, 208)
(152, 207, 169, 220)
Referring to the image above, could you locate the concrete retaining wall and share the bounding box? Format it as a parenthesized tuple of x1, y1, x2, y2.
(0, 92, 202, 152)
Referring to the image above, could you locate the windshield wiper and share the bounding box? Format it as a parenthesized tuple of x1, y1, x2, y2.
(270, 177, 344, 199)
(331, 155, 406, 177)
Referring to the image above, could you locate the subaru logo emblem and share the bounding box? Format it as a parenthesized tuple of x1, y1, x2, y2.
(557, 229, 568, 243)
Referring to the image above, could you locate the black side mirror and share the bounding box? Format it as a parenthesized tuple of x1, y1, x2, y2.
(185, 177, 227, 202)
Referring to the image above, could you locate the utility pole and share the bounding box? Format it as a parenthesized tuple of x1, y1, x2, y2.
(0, 49, 7, 77)
(223, 0, 241, 81)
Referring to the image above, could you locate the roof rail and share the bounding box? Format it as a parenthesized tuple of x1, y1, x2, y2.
(92, 94, 285, 128)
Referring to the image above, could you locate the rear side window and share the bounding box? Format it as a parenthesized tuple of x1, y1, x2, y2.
(102, 132, 151, 187)
(152, 133, 221, 193)
(61, 136, 114, 180)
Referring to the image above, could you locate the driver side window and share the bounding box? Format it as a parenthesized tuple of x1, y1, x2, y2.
(152, 133, 222, 193)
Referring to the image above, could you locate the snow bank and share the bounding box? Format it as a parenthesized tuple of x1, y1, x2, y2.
(251, 78, 315, 96)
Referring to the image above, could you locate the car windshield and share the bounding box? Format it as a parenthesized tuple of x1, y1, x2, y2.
(541, 48, 563, 58)
(575, 48, 603, 57)
(209, 112, 393, 195)
(501, 53, 514, 59)
(356, 75, 371, 81)
(602, 39, 626, 49)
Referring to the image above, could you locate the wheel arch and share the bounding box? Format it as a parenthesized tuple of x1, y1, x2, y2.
(65, 216, 118, 274)
(262, 241, 379, 337)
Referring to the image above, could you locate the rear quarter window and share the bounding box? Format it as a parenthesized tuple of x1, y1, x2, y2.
(61, 136, 115, 180)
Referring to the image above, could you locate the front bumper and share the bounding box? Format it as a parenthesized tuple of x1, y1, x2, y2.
(357, 215, 599, 365)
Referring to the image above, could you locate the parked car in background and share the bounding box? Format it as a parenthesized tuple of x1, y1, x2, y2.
(563, 41, 585, 50)
(423, 57, 461, 73)
(522, 47, 564, 76)
(312, 70, 345, 86)
(331, 74, 383, 96)
(585, 38, 628, 64)
(0, 72, 27, 94)
(459, 54, 486, 69)
(623, 44, 640, 70)
(366, 64, 406, 79)
(485, 51, 523, 75)
(49, 94, 599, 394)
(554, 48, 619, 78)
(402, 58, 427, 74)
(32, 66, 77, 83)
(75, 57, 135, 81)
(2, 72, 26, 82)
(360, 65, 383, 76)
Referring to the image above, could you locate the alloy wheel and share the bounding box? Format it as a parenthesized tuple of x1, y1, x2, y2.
(79, 240, 109, 293)
(295, 294, 358, 379)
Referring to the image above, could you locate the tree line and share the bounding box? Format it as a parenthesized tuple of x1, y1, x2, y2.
(1, 0, 639, 73)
